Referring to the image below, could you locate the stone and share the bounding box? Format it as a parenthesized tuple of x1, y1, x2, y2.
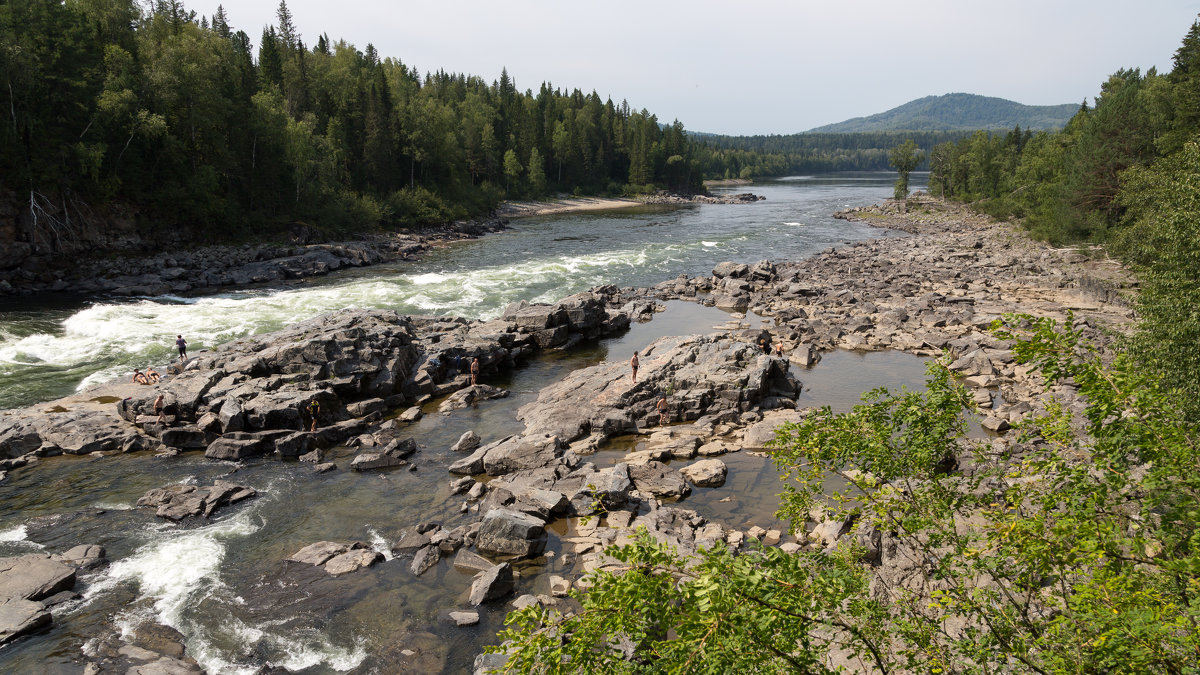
(680, 459, 728, 488)
(0, 597, 51, 646)
(0, 554, 76, 601)
(51, 545, 106, 570)
(449, 610, 480, 627)
(451, 430, 482, 453)
(438, 385, 509, 413)
(474, 509, 547, 557)
(410, 545, 441, 576)
(469, 563, 514, 605)
(324, 549, 383, 576)
(288, 541, 349, 567)
(549, 575, 571, 597)
(627, 461, 691, 499)
(453, 548, 496, 574)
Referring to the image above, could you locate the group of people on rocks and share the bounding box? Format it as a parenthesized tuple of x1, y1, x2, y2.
(129, 335, 189, 386)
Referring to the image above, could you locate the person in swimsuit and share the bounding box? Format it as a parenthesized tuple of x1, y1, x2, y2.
(132, 369, 149, 385)
(657, 395, 668, 426)
(470, 357, 480, 386)
(630, 351, 639, 383)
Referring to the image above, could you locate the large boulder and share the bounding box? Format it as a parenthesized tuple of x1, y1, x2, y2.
(474, 509, 546, 557)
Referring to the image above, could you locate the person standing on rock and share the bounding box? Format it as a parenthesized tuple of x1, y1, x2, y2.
(306, 399, 320, 432)
(657, 395, 669, 426)
(470, 357, 480, 386)
(176, 335, 188, 362)
(154, 393, 166, 425)
(630, 351, 639, 383)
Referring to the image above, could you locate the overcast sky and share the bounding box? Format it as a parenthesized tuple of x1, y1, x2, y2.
(187, 0, 1200, 135)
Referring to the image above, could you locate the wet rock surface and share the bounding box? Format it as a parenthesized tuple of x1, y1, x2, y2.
(136, 480, 256, 520)
(0, 546, 106, 647)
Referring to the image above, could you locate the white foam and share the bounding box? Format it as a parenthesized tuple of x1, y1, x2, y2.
(783, 222, 804, 226)
(262, 631, 368, 672)
(0, 524, 42, 548)
(5, 241, 706, 404)
(702, 241, 718, 247)
(91, 501, 134, 511)
(366, 527, 394, 561)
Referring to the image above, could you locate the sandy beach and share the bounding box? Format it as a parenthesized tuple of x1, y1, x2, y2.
(495, 197, 643, 218)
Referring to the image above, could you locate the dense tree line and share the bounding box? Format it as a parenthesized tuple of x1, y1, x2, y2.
(693, 130, 966, 179)
(0, 0, 702, 242)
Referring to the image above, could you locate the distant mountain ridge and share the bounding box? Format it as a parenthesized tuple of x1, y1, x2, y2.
(806, 93, 1077, 133)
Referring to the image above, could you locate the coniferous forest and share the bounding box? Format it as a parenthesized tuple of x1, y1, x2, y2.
(0, 0, 702, 242)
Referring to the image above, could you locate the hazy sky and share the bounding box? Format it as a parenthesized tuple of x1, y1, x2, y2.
(189, 0, 1200, 135)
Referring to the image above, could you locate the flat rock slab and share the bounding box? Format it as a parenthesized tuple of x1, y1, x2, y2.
(0, 554, 76, 601)
(0, 596, 51, 646)
(288, 541, 381, 576)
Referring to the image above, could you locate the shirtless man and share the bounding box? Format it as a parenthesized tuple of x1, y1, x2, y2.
(470, 357, 480, 386)
(146, 368, 161, 383)
(153, 393, 166, 425)
(630, 351, 639, 383)
(657, 395, 668, 426)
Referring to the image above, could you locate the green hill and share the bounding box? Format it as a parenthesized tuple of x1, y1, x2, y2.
(807, 93, 1077, 133)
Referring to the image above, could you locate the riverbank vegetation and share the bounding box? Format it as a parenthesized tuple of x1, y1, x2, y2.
(492, 14, 1200, 673)
(0, 0, 703, 242)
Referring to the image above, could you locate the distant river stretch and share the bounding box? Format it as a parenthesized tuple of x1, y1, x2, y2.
(0, 173, 919, 411)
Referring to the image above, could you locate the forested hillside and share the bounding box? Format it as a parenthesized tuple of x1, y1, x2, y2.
(807, 93, 1077, 133)
(0, 0, 701, 245)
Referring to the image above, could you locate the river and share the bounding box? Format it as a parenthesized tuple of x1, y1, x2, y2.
(0, 174, 930, 673)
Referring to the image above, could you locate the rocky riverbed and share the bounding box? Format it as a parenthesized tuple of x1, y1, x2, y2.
(0, 197, 1136, 673)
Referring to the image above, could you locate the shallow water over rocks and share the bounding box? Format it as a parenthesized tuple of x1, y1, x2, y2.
(0, 299, 929, 673)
